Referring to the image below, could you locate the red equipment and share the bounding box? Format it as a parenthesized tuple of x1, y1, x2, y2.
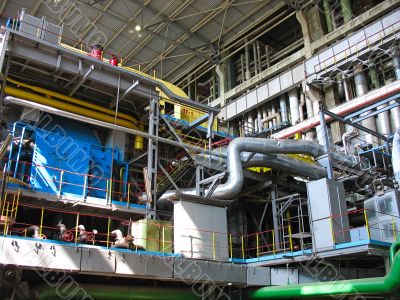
(110, 55, 119, 66)
(88, 44, 103, 60)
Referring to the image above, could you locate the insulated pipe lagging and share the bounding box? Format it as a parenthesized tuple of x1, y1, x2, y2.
(279, 95, 288, 123)
(248, 237, 400, 299)
(211, 137, 359, 199)
(393, 127, 400, 183)
(153, 152, 328, 203)
(288, 89, 300, 125)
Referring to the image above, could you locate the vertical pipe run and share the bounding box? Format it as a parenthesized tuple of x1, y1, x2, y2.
(279, 95, 288, 123)
(271, 104, 277, 126)
(253, 42, 258, 76)
(257, 108, 263, 133)
(343, 77, 352, 102)
(288, 89, 300, 125)
(370, 64, 391, 135)
(354, 66, 376, 144)
(391, 50, 400, 130)
(340, 0, 353, 23)
(323, 0, 333, 33)
(256, 41, 262, 74)
(245, 38, 251, 80)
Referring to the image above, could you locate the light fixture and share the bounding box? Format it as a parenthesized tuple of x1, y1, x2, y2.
(135, 24, 142, 32)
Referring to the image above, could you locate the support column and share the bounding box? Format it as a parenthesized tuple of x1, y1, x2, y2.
(146, 98, 160, 219)
(296, 10, 312, 58)
(271, 185, 281, 251)
(245, 38, 251, 80)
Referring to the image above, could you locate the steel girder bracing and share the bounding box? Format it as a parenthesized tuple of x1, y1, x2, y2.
(146, 98, 159, 219)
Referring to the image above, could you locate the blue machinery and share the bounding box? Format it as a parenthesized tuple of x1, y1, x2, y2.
(6, 116, 131, 204)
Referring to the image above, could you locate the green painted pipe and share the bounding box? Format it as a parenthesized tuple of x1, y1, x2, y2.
(323, 0, 333, 33)
(39, 285, 201, 300)
(249, 237, 400, 299)
(340, 0, 353, 23)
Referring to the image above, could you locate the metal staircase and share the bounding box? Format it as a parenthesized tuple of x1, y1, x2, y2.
(0, 134, 12, 163)
(157, 157, 193, 198)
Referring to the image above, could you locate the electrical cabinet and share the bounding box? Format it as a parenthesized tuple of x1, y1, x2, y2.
(307, 178, 350, 252)
(364, 190, 400, 242)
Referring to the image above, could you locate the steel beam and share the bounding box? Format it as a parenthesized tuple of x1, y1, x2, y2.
(158, 162, 181, 193)
(321, 108, 389, 142)
(69, 64, 94, 96)
(110, 80, 139, 108)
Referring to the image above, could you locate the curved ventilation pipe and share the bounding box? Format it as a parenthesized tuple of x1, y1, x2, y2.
(393, 127, 400, 183)
(211, 137, 358, 199)
(248, 236, 400, 299)
(288, 89, 300, 125)
(354, 66, 377, 144)
(154, 151, 328, 203)
(342, 126, 359, 154)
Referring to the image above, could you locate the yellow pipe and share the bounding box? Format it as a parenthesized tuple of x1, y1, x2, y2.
(5, 86, 139, 130)
(7, 79, 139, 127)
(364, 209, 371, 240)
(75, 212, 80, 244)
(39, 207, 44, 237)
(134, 124, 144, 150)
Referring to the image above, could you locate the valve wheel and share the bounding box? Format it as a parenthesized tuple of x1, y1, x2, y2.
(62, 231, 74, 242)
(86, 232, 95, 242)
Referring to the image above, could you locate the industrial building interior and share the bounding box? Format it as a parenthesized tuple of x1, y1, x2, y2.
(0, 0, 399, 299)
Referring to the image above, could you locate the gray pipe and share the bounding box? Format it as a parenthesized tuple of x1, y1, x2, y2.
(343, 77, 353, 102)
(299, 91, 305, 122)
(267, 105, 273, 127)
(211, 137, 359, 199)
(289, 89, 300, 125)
(342, 126, 359, 154)
(354, 66, 377, 144)
(155, 151, 328, 202)
(392, 48, 400, 80)
(253, 42, 258, 76)
(279, 95, 288, 123)
(393, 127, 400, 183)
(391, 50, 400, 131)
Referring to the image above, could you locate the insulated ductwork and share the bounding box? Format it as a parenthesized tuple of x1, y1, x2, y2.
(288, 89, 300, 125)
(393, 127, 400, 183)
(211, 137, 359, 199)
(155, 151, 328, 203)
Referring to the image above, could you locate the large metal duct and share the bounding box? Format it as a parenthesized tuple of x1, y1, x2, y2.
(393, 126, 400, 183)
(155, 151, 328, 202)
(289, 88, 300, 125)
(211, 137, 359, 199)
(354, 66, 377, 144)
